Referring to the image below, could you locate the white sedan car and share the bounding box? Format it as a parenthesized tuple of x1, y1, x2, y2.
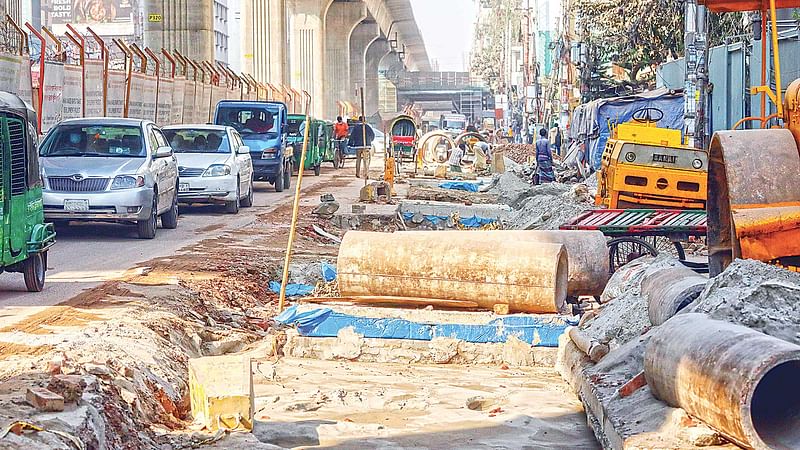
(162, 125, 254, 214)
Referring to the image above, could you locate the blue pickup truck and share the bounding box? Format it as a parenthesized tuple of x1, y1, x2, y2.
(214, 101, 293, 192)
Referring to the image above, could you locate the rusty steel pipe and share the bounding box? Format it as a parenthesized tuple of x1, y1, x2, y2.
(337, 231, 569, 314)
(640, 265, 707, 326)
(402, 230, 609, 297)
(645, 313, 800, 449)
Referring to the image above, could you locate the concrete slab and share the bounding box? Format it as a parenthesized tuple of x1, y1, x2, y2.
(189, 354, 254, 432)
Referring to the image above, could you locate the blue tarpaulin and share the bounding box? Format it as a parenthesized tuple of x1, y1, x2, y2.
(321, 263, 337, 282)
(438, 181, 480, 192)
(275, 305, 576, 347)
(269, 282, 314, 297)
(401, 212, 496, 228)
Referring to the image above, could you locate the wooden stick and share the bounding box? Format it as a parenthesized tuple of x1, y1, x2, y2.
(299, 296, 481, 309)
(278, 94, 312, 312)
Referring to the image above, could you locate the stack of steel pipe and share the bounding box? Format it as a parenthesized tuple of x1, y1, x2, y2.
(645, 313, 800, 449)
(640, 264, 707, 326)
(337, 230, 569, 313)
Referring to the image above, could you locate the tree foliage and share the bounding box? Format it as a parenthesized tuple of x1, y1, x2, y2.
(470, 0, 522, 92)
(573, 0, 746, 87)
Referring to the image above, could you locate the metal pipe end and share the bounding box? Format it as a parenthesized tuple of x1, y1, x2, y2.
(746, 357, 800, 449)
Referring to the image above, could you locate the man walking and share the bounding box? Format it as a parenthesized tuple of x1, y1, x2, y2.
(550, 122, 563, 156)
(535, 128, 556, 184)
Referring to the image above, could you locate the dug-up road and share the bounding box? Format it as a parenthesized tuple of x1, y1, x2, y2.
(0, 164, 348, 330)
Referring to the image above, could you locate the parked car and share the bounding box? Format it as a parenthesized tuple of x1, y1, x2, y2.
(162, 125, 254, 214)
(39, 118, 179, 239)
(372, 128, 386, 155)
(214, 101, 292, 192)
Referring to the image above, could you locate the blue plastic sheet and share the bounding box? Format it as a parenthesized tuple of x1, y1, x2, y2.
(275, 305, 576, 347)
(401, 212, 496, 228)
(269, 282, 314, 297)
(321, 263, 337, 282)
(438, 181, 480, 192)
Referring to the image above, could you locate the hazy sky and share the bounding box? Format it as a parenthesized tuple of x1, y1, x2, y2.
(409, 0, 479, 72)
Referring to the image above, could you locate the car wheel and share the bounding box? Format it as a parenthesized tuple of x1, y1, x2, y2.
(241, 181, 254, 207)
(225, 182, 241, 214)
(23, 252, 46, 292)
(283, 161, 292, 189)
(275, 163, 285, 192)
(161, 189, 179, 229)
(137, 194, 158, 239)
(314, 164, 321, 176)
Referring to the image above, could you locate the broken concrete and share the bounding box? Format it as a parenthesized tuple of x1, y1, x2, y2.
(189, 354, 254, 432)
(26, 387, 65, 412)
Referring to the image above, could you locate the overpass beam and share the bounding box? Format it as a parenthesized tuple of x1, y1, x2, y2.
(349, 19, 380, 109)
(324, 1, 367, 119)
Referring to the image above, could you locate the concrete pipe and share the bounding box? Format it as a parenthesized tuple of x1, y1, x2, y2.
(640, 265, 707, 326)
(402, 230, 609, 297)
(337, 230, 569, 313)
(645, 313, 800, 449)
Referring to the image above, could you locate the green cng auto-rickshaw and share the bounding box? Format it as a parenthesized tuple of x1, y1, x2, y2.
(316, 120, 337, 169)
(288, 114, 323, 176)
(0, 92, 56, 291)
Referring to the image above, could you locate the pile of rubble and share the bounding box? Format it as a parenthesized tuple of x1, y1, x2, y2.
(495, 143, 536, 164)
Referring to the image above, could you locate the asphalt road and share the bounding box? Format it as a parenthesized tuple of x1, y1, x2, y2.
(0, 167, 343, 327)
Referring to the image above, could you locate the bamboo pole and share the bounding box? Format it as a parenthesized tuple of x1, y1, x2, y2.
(278, 93, 313, 312)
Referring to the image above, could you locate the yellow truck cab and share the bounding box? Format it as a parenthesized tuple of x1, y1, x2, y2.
(596, 108, 708, 210)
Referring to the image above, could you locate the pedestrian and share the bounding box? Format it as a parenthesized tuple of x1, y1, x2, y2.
(448, 143, 465, 173)
(333, 116, 349, 168)
(534, 128, 555, 184)
(354, 116, 371, 178)
(527, 121, 535, 145)
(550, 122, 563, 156)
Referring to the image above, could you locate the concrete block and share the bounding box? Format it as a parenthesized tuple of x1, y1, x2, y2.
(189, 354, 254, 432)
(26, 387, 65, 412)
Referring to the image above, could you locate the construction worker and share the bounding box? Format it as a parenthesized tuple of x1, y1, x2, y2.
(448, 143, 466, 173)
(333, 116, 349, 168)
(534, 128, 556, 184)
(354, 116, 370, 179)
(550, 122, 563, 156)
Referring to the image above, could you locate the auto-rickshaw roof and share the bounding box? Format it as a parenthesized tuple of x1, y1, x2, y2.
(0, 91, 34, 116)
(698, 0, 800, 12)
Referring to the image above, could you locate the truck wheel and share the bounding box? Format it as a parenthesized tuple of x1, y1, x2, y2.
(225, 183, 241, 214)
(137, 195, 158, 239)
(314, 164, 321, 176)
(283, 161, 292, 189)
(161, 189, 179, 229)
(275, 164, 285, 193)
(241, 181, 254, 207)
(23, 252, 45, 292)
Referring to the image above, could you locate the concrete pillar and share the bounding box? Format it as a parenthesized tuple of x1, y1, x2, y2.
(323, 0, 366, 119)
(144, 0, 215, 62)
(242, 0, 289, 85)
(377, 50, 404, 116)
(364, 37, 388, 120)
(349, 19, 380, 104)
(289, 0, 330, 117)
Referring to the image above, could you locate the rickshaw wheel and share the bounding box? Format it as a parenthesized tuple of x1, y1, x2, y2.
(23, 252, 46, 292)
(607, 237, 658, 273)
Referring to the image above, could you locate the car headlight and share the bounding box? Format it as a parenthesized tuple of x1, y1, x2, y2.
(625, 152, 636, 162)
(203, 164, 232, 177)
(111, 175, 145, 190)
(262, 148, 279, 159)
(692, 159, 703, 169)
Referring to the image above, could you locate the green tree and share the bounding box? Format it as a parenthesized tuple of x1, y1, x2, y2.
(470, 0, 522, 92)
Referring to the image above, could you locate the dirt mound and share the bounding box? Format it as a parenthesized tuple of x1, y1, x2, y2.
(496, 143, 536, 164)
(505, 183, 593, 230)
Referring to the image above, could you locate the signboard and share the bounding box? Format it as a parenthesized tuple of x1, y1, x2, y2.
(107, 70, 126, 117)
(182, 80, 196, 125)
(62, 65, 83, 120)
(148, 13, 162, 22)
(141, 75, 158, 122)
(156, 78, 173, 125)
(127, 73, 145, 118)
(0, 55, 21, 94)
(171, 78, 185, 125)
(41, 62, 65, 134)
(84, 60, 105, 117)
(43, 0, 137, 36)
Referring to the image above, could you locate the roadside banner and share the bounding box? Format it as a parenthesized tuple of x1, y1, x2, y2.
(18, 58, 33, 107)
(200, 82, 211, 123)
(142, 75, 158, 122)
(41, 62, 64, 133)
(127, 73, 146, 118)
(84, 60, 105, 117)
(211, 85, 226, 116)
(182, 80, 196, 124)
(106, 70, 126, 117)
(171, 77, 185, 125)
(156, 78, 173, 125)
(0, 54, 21, 94)
(62, 65, 83, 120)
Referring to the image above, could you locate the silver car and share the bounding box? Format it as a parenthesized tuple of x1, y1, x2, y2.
(39, 118, 179, 239)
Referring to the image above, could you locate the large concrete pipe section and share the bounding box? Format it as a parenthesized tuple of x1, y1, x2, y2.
(401, 230, 609, 297)
(640, 264, 707, 326)
(338, 231, 569, 313)
(645, 313, 800, 449)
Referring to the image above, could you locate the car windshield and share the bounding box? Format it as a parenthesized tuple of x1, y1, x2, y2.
(163, 129, 230, 154)
(445, 120, 465, 129)
(217, 106, 279, 137)
(287, 119, 305, 137)
(40, 124, 146, 157)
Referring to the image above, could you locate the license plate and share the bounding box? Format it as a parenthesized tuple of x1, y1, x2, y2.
(652, 154, 678, 164)
(179, 183, 190, 193)
(64, 199, 89, 212)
